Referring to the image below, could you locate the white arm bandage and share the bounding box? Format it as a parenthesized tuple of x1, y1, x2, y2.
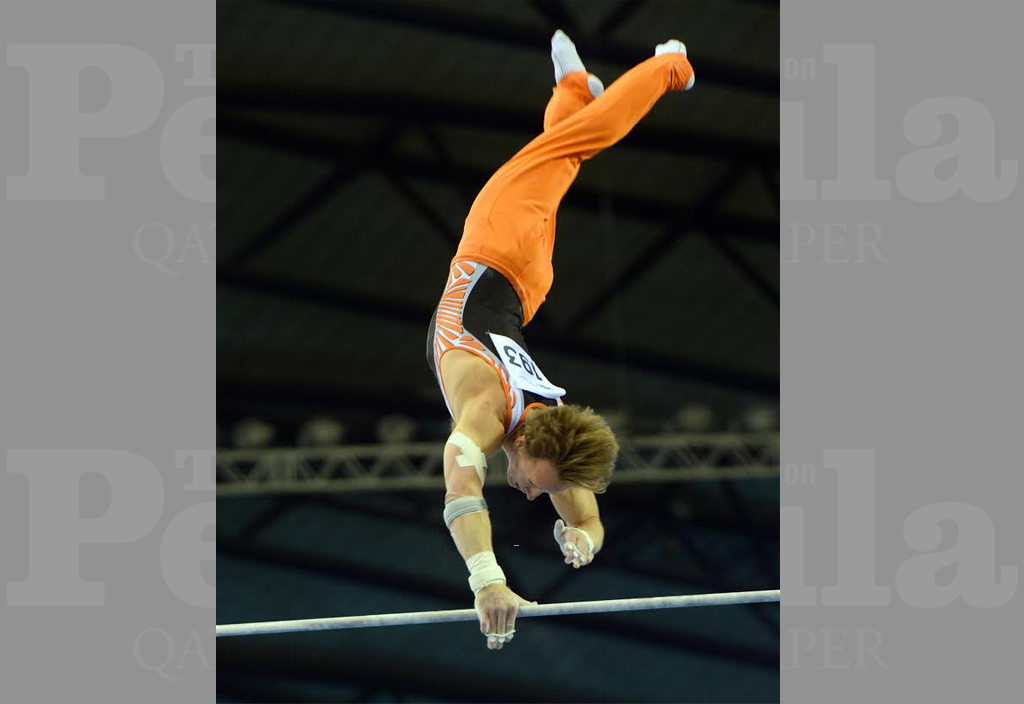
(443, 496, 488, 529)
(447, 431, 487, 484)
(465, 550, 507, 594)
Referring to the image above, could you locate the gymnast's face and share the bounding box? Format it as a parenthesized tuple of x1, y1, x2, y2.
(507, 435, 564, 500)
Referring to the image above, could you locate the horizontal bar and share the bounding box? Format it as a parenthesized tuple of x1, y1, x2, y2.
(216, 589, 780, 637)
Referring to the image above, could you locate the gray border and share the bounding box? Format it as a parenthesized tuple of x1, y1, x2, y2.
(2, 0, 215, 701)
(781, 0, 1022, 701)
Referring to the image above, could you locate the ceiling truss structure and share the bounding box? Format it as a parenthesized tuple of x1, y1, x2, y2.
(216, 431, 779, 495)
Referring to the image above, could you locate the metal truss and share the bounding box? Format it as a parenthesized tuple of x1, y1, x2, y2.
(216, 432, 779, 495)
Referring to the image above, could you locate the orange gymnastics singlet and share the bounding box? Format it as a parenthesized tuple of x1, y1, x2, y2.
(451, 53, 694, 327)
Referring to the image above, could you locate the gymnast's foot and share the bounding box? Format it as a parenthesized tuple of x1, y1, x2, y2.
(551, 29, 604, 98)
(655, 39, 695, 90)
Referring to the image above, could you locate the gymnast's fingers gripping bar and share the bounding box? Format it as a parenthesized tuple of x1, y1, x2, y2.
(216, 589, 780, 637)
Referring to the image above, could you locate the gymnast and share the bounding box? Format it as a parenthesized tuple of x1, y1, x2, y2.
(425, 30, 695, 650)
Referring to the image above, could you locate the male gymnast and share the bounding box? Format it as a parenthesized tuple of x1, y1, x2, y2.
(425, 30, 695, 650)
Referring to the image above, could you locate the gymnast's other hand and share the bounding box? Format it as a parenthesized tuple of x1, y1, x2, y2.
(474, 584, 536, 650)
(553, 518, 595, 569)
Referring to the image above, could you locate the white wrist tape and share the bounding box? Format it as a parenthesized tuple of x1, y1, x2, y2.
(465, 551, 506, 594)
(554, 519, 595, 554)
(443, 496, 488, 529)
(448, 431, 487, 484)
(567, 526, 595, 554)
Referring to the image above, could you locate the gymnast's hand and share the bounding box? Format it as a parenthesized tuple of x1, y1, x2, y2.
(553, 519, 595, 569)
(474, 584, 536, 650)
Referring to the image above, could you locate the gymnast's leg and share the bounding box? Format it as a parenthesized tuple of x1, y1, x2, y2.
(520, 39, 695, 166)
(454, 35, 695, 330)
(468, 36, 695, 225)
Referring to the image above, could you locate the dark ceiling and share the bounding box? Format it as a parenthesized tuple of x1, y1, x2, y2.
(217, 0, 779, 437)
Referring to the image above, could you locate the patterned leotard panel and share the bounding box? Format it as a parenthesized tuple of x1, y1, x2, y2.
(425, 261, 564, 435)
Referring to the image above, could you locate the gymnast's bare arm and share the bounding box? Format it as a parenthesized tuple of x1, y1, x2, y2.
(440, 349, 507, 562)
(440, 349, 535, 649)
(443, 402, 503, 559)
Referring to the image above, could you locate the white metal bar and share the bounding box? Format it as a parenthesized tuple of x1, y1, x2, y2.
(216, 589, 780, 637)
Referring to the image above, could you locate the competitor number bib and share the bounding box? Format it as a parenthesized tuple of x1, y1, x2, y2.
(487, 332, 566, 400)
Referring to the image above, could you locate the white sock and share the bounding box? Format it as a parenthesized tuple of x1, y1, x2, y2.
(654, 40, 694, 90)
(551, 29, 586, 83)
(551, 29, 604, 97)
(654, 39, 687, 57)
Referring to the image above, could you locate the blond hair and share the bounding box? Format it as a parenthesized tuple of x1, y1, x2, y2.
(521, 405, 618, 493)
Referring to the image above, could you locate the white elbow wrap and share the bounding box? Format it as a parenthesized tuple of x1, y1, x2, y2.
(443, 496, 488, 529)
(447, 431, 487, 484)
(465, 551, 507, 594)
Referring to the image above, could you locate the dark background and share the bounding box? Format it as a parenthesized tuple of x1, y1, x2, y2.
(216, 1, 779, 702)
